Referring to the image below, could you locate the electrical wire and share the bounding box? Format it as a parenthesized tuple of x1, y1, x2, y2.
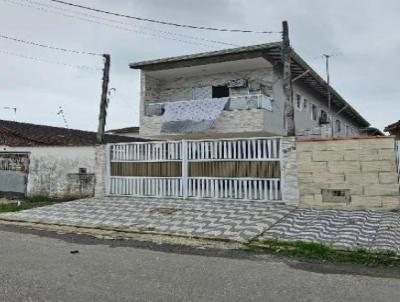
(2, 0, 222, 48)
(0, 49, 101, 71)
(0, 33, 102, 56)
(22, 0, 239, 47)
(48, 0, 279, 34)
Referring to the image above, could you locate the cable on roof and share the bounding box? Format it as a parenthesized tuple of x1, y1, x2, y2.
(48, 0, 280, 34)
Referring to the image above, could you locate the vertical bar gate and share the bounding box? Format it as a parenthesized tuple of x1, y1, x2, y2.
(108, 137, 282, 201)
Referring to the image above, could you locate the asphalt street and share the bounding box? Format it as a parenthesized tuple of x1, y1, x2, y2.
(0, 224, 400, 302)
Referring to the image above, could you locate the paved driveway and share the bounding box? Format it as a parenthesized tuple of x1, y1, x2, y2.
(0, 197, 294, 242)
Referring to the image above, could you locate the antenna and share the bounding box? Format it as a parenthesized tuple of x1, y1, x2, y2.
(313, 53, 342, 136)
(3, 107, 17, 121)
(57, 105, 69, 128)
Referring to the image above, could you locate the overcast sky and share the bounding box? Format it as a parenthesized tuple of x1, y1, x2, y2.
(0, 0, 399, 132)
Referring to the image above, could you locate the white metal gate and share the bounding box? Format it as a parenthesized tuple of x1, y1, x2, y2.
(107, 137, 282, 201)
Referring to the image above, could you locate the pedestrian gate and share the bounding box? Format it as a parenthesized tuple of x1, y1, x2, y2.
(107, 137, 282, 201)
(0, 152, 29, 197)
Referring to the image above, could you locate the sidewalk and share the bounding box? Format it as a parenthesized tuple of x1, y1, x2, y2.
(1, 197, 400, 253)
(0, 197, 294, 242)
(263, 208, 400, 253)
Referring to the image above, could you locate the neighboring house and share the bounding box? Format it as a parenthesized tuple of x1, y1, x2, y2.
(129, 42, 370, 139)
(385, 121, 400, 138)
(105, 126, 140, 137)
(0, 120, 147, 198)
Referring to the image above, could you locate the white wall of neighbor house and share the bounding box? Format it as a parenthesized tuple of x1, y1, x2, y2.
(0, 145, 96, 198)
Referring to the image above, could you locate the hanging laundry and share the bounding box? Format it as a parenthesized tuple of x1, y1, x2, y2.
(161, 98, 228, 133)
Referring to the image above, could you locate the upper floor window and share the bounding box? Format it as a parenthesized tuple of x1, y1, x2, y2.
(303, 99, 308, 110)
(335, 120, 342, 133)
(296, 94, 302, 110)
(311, 104, 318, 121)
(320, 110, 328, 124)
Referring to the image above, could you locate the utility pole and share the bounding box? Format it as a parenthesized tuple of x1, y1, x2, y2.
(97, 54, 111, 144)
(323, 54, 333, 136)
(281, 21, 295, 136)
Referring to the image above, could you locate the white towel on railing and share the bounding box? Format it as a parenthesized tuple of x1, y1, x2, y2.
(161, 98, 228, 133)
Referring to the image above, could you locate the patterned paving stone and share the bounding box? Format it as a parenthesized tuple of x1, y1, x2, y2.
(0, 197, 294, 242)
(263, 208, 400, 253)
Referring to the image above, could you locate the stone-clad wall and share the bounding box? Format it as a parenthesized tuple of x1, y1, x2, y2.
(140, 110, 265, 138)
(139, 68, 276, 138)
(296, 137, 400, 209)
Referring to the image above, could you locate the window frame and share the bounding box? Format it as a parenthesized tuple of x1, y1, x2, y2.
(303, 98, 308, 111)
(311, 103, 318, 121)
(335, 119, 342, 133)
(295, 94, 302, 110)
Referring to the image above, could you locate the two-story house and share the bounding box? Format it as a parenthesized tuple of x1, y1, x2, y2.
(129, 42, 370, 139)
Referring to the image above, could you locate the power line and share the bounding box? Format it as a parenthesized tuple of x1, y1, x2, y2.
(49, 0, 280, 34)
(22, 0, 239, 47)
(2, 0, 223, 48)
(0, 49, 101, 71)
(0, 33, 102, 56)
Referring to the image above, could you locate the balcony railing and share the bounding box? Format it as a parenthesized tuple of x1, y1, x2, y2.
(144, 94, 273, 117)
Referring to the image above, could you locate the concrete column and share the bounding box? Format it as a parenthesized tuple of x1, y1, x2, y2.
(94, 144, 107, 197)
(280, 137, 300, 205)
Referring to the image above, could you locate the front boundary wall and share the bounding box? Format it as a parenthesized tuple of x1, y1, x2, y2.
(296, 136, 400, 210)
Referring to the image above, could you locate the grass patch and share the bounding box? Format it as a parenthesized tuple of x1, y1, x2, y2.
(0, 203, 24, 213)
(246, 239, 400, 267)
(0, 196, 80, 213)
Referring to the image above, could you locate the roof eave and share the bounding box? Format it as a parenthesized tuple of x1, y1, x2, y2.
(128, 42, 282, 70)
(290, 51, 370, 128)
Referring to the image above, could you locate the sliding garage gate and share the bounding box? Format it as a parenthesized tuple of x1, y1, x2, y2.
(107, 137, 282, 201)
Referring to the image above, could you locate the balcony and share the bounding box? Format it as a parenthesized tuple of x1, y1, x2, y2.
(144, 94, 273, 117)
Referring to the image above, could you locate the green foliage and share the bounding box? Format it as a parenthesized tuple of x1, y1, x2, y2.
(0, 204, 23, 213)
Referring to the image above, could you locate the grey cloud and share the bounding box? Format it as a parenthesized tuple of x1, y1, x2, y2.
(0, 0, 399, 131)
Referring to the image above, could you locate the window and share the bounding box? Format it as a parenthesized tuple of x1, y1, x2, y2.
(311, 104, 318, 121)
(212, 85, 229, 98)
(303, 99, 308, 110)
(345, 125, 350, 136)
(335, 120, 342, 133)
(296, 94, 302, 110)
(320, 110, 328, 124)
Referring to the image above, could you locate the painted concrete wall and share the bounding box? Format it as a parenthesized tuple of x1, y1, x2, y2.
(0, 145, 96, 198)
(293, 81, 360, 137)
(296, 137, 399, 210)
